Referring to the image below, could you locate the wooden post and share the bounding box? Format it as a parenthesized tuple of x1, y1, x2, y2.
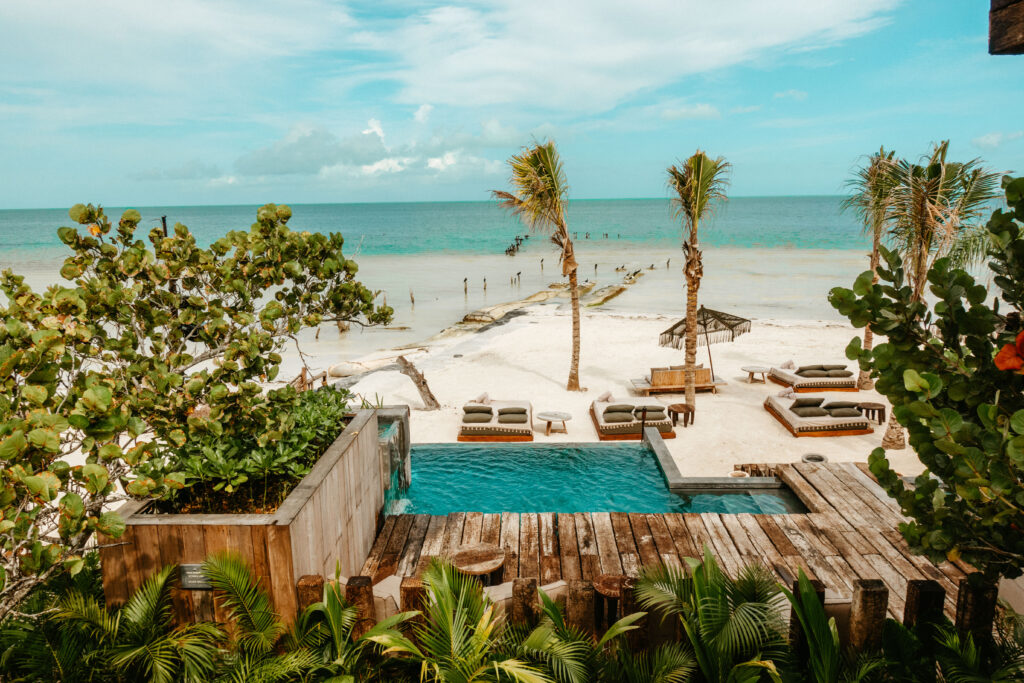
(400, 576, 426, 640)
(849, 579, 888, 653)
(345, 575, 376, 639)
(566, 580, 596, 638)
(619, 576, 645, 651)
(990, 0, 1024, 54)
(904, 579, 946, 628)
(788, 578, 825, 660)
(511, 578, 538, 625)
(955, 577, 999, 644)
(295, 574, 324, 613)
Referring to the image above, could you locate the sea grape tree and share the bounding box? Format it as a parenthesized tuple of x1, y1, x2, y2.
(830, 177, 1024, 583)
(0, 203, 390, 619)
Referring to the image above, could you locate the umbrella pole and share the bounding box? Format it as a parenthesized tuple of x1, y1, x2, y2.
(704, 326, 714, 379)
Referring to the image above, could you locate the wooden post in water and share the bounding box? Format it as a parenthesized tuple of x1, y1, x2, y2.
(345, 576, 376, 638)
(511, 578, 538, 625)
(566, 580, 596, 637)
(295, 574, 324, 612)
(849, 579, 888, 653)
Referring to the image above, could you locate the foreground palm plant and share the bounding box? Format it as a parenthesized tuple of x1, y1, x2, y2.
(667, 152, 731, 410)
(634, 548, 785, 682)
(494, 141, 583, 391)
(841, 147, 896, 391)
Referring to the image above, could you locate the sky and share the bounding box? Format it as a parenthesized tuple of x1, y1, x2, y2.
(0, 0, 1021, 208)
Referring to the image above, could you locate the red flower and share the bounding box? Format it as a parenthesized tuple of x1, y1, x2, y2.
(995, 330, 1024, 373)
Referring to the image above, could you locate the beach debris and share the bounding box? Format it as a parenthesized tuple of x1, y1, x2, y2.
(396, 355, 440, 410)
(337, 320, 350, 334)
(583, 284, 628, 306)
(463, 277, 468, 294)
(483, 277, 487, 291)
(409, 288, 415, 306)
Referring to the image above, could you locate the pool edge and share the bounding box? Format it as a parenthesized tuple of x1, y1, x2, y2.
(643, 427, 783, 492)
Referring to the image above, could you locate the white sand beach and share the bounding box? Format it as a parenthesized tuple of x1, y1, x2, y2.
(334, 301, 921, 478)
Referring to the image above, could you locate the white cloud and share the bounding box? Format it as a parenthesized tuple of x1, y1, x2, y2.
(661, 103, 721, 120)
(360, 157, 412, 175)
(414, 104, 434, 123)
(427, 152, 458, 171)
(363, 118, 385, 138)
(773, 89, 808, 101)
(972, 131, 1023, 150)
(356, 0, 895, 111)
(236, 125, 387, 176)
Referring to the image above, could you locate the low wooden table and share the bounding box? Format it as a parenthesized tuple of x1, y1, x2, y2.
(667, 403, 694, 427)
(741, 365, 770, 383)
(452, 543, 506, 586)
(536, 411, 571, 436)
(858, 402, 886, 425)
(592, 573, 624, 631)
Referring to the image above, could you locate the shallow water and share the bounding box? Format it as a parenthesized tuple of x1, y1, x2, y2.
(391, 443, 807, 515)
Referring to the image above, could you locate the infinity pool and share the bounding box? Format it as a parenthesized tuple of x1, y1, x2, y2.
(389, 443, 806, 515)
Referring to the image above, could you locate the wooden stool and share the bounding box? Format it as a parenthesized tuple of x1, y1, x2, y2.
(452, 543, 506, 586)
(858, 402, 886, 425)
(667, 403, 694, 427)
(593, 573, 624, 631)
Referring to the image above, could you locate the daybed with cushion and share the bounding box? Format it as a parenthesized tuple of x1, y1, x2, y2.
(768, 363, 857, 393)
(590, 398, 676, 441)
(630, 366, 726, 395)
(458, 399, 534, 442)
(763, 395, 872, 437)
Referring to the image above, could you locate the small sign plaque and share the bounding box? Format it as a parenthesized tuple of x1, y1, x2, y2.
(180, 564, 211, 590)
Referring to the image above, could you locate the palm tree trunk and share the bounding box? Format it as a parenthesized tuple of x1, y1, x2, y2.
(881, 411, 905, 450)
(566, 266, 581, 391)
(683, 242, 702, 409)
(858, 231, 881, 390)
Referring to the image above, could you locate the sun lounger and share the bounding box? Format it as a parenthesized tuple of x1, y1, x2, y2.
(458, 399, 534, 442)
(630, 366, 726, 396)
(590, 398, 676, 441)
(763, 395, 872, 437)
(768, 364, 857, 393)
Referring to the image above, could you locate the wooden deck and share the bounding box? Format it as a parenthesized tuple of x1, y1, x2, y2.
(361, 462, 968, 620)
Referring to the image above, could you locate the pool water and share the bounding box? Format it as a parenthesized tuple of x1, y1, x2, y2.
(391, 443, 807, 515)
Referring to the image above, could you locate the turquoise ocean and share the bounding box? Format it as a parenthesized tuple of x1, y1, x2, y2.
(0, 197, 872, 361)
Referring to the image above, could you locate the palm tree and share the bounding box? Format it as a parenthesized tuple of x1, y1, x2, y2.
(667, 152, 731, 409)
(875, 141, 1000, 450)
(841, 147, 896, 391)
(494, 141, 582, 391)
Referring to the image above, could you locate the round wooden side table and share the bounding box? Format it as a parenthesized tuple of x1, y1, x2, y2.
(452, 543, 506, 586)
(858, 402, 886, 425)
(667, 403, 694, 427)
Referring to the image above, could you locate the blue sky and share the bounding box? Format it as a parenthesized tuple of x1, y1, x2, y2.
(0, 0, 1020, 208)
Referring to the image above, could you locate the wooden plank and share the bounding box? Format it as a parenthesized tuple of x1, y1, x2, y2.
(720, 513, 763, 566)
(735, 514, 788, 579)
(519, 513, 540, 579)
(837, 463, 905, 516)
(591, 512, 623, 575)
(798, 465, 870, 527)
(538, 512, 561, 584)
(573, 513, 600, 580)
(500, 512, 520, 581)
(133, 524, 163, 585)
(202, 525, 232, 624)
(772, 514, 823, 560)
(682, 513, 714, 557)
(991, 1, 1024, 55)
(360, 515, 397, 577)
(375, 514, 415, 582)
(755, 515, 800, 556)
(557, 513, 582, 581)
(441, 512, 467, 558)
(265, 524, 297, 624)
(792, 515, 838, 556)
(628, 513, 662, 569)
(480, 514, 502, 546)
(419, 516, 448, 559)
(700, 514, 744, 576)
(610, 512, 640, 574)
(645, 514, 682, 568)
(178, 525, 213, 622)
(777, 464, 831, 512)
(858, 526, 925, 582)
(462, 512, 483, 545)
(822, 465, 904, 528)
(663, 513, 699, 559)
(397, 514, 431, 576)
(805, 556, 853, 599)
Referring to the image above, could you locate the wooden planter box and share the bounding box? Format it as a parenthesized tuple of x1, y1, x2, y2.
(99, 409, 385, 623)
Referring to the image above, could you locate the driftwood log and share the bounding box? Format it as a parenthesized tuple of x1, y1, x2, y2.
(397, 355, 440, 410)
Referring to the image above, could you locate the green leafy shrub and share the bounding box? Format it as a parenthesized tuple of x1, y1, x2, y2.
(829, 177, 1024, 582)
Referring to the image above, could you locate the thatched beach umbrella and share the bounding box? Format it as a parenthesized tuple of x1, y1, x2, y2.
(659, 306, 751, 379)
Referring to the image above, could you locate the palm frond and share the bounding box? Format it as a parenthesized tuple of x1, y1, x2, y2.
(667, 151, 731, 243)
(202, 552, 284, 656)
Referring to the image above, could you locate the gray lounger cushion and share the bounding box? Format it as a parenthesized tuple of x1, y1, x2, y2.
(797, 369, 828, 377)
(634, 409, 666, 420)
(464, 404, 493, 414)
(822, 364, 847, 371)
(828, 407, 863, 418)
(605, 404, 635, 414)
(823, 401, 859, 409)
(792, 406, 829, 418)
(498, 406, 528, 415)
(603, 411, 635, 423)
(791, 397, 824, 408)
(498, 413, 528, 424)
(827, 369, 853, 377)
(796, 365, 824, 374)
(463, 413, 493, 423)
